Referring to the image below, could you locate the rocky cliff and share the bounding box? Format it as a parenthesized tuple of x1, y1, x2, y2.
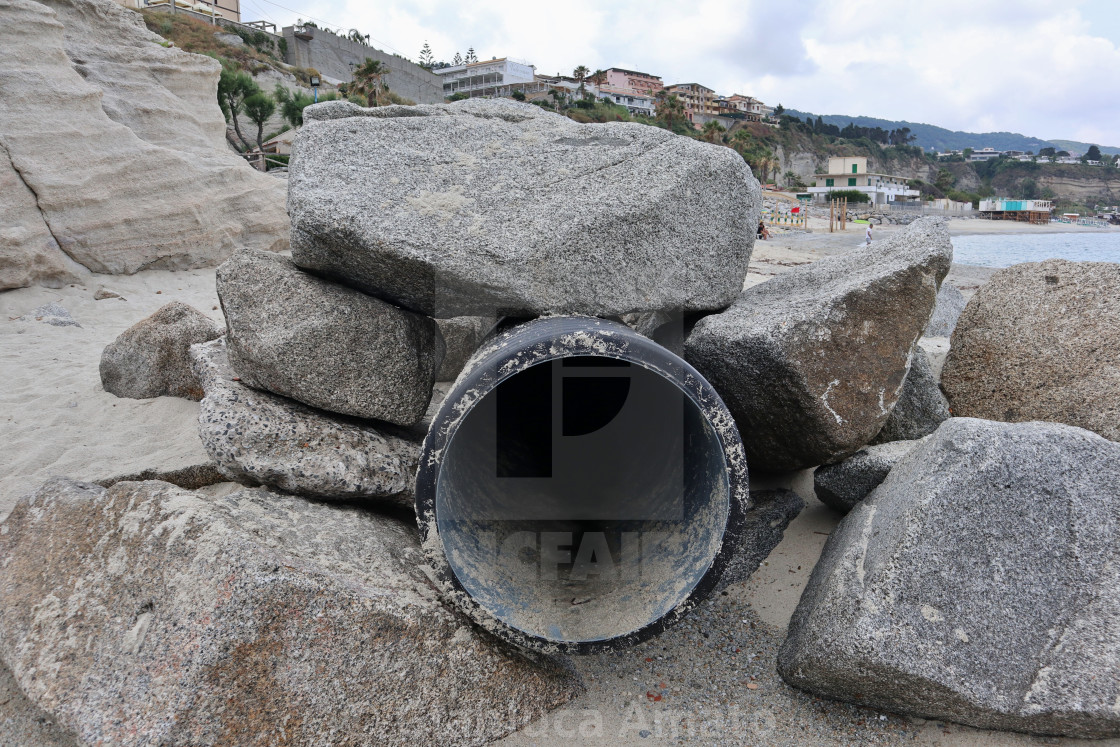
(0, 0, 289, 292)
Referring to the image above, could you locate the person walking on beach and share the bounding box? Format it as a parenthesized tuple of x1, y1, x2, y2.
(865, 222, 873, 245)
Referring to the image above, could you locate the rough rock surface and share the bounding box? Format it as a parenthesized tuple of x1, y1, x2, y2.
(436, 315, 495, 381)
(717, 488, 805, 590)
(290, 98, 760, 317)
(0, 478, 581, 746)
(942, 259, 1120, 442)
(218, 249, 444, 425)
(0, 143, 84, 290)
(685, 218, 953, 471)
(813, 439, 919, 514)
(23, 302, 80, 327)
(870, 346, 949, 444)
(190, 338, 420, 504)
(924, 281, 966, 337)
(0, 0, 288, 291)
(99, 301, 223, 400)
(779, 418, 1120, 738)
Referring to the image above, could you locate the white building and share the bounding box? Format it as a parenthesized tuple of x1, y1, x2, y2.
(808, 156, 920, 205)
(968, 147, 1003, 161)
(595, 85, 654, 116)
(433, 57, 535, 97)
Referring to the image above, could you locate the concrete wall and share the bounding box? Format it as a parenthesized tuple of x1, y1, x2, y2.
(282, 26, 445, 105)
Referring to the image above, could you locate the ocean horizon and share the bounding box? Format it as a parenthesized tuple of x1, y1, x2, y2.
(950, 231, 1120, 267)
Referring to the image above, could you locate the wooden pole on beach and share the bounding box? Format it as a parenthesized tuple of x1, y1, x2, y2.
(830, 199, 835, 233)
(841, 198, 848, 230)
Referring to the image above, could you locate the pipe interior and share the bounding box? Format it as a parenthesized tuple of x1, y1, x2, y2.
(436, 356, 730, 644)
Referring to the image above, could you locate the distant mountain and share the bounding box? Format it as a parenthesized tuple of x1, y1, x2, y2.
(785, 109, 1057, 153)
(1047, 139, 1120, 157)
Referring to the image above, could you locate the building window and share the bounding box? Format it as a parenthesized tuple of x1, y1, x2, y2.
(851, 164, 858, 174)
(848, 177, 856, 186)
(825, 178, 834, 187)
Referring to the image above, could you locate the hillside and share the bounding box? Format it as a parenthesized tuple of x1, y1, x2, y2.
(785, 109, 1056, 153)
(1047, 139, 1120, 157)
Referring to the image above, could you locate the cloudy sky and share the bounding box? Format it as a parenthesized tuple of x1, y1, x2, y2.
(242, 0, 1120, 146)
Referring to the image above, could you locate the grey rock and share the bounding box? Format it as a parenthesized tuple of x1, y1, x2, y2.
(779, 417, 1120, 738)
(92, 286, 122, 300)
(685, 218, 953, 471)
(813, 439, 919, 514)
(99, 301, 223, 400)
(27, 302, 80, 327)
(289, 98, 760, 317)
(436, 315, 495, 381)
(0, 477, 581, 746)
(924, 281, 966, 337)
(717, 488, 805, 589)
(190, 338, 420, 504)
(870, 346, 949, 444)
(213, 31, 245, 46)
(942, 259, 1120, 442)
(217, 248, 444, 426)
(94, 462, 227, 491)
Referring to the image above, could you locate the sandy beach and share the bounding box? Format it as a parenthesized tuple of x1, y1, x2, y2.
(2, 227, 1117, 746)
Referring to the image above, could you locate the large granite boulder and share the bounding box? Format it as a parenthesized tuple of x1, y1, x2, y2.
(99, 301, 223, 400)
(217, 249, 444, 426)
(942, 259, 1120, 442)
(0, 478, 581, 746)
(869, 346, 949, 444)
(289, 98, 760, 317)
(813, 439, 919, 514)
(0, 0, 287, 291)
(685, 218, 953, 471)
(190, 338, 421, 504)
(924, 281, 966, 337)
(779, 418, 1120, 738)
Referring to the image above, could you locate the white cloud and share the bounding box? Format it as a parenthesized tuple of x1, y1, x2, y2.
(254, 0, 1120, 145)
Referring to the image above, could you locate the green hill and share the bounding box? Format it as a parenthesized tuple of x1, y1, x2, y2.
(785, 109, 1055, 153)
(1046, 139, 1120, 157)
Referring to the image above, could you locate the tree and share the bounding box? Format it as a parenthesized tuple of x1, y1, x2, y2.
(465, 47, 478, 64)
(217, 64, 260, 151)
(701, 119, 725, 144)
(963, 147, 973, 159)
(1039, 146, 1056, 157)
(351, 58, 388, 107)
(1085, 145, 1102, 161)
(347, 29, 369, 45)
(589, 68, 607, 89)
(654, 92, 685, 130)
(418, 41, 433, 69)
(774, 103, 784, 117)
(548, 87, 570, 111)
(242, 91, 276, 152)
(453, 51, 463, 66)
(273, 83, 336, 128)
(511, 89, 526, 101)
(572, 65, 590, 97)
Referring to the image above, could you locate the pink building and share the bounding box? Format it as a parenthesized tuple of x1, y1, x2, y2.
(604, 68, 664, 95)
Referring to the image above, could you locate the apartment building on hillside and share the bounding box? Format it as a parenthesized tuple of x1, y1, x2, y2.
(603, 68, 664, 95)
(434, 58, 536, 97)
(718, 94, 773, 121)
(117, 0, 240, 22)
(595, 85, 655, 116)
(664, 83, 717, 123)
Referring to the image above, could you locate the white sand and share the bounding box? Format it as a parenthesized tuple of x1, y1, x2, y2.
(0, 269, 221, 521)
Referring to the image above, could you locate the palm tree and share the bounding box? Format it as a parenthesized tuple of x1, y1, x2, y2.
(572, 65, 590, 97)
(351, 58, 388, 107)
(589, 69, 607, 90)
(701, 120, 725, 144)
(655, 92, 685, 131)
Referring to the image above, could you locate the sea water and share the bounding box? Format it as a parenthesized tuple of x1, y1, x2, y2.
(950, 231, 1120, 268)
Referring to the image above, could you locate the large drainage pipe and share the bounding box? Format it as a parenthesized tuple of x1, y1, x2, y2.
(416, 317, 749, 654)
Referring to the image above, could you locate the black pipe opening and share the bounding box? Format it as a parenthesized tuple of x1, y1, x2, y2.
(417, 317, 749, 653)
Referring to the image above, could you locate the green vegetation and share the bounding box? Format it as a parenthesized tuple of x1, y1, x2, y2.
(142, 11, 280, 74)
(821, 189, 870, 203)
(349, 58, 389, 107)
(242, 91, 276, 151)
